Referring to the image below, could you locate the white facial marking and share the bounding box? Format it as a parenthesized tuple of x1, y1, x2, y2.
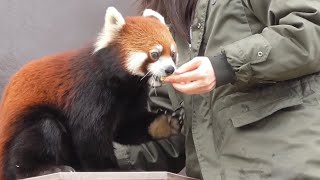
(142, 9, 166, 25)
(148, 56, 176, 77)
(94, 7, 125, 53)
(155, 45, 163, 53)
(176, 53, 179, 64)
(170, 44, 178, 64)
(126, 52, 148, 76)
(170, 44, 175, 53)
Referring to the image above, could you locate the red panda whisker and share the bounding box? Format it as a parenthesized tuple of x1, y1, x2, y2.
(140, 70, 152, 81)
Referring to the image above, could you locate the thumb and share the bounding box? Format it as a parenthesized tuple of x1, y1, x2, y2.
(175, 58, 201, 74)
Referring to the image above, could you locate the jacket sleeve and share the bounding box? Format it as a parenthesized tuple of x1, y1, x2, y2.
(114, 136, 185, 172)
(222, 0, 320, 84)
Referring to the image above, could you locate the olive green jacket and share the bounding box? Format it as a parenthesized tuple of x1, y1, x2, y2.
(167, 0, 320, 179)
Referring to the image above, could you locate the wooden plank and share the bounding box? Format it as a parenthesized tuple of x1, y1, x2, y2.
(21, 172, 199, 180)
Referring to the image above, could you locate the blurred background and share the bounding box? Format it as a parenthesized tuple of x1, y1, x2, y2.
(0, 0, 138, 94)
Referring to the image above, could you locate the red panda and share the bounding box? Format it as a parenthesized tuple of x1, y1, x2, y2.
(0, 7, 180, 180)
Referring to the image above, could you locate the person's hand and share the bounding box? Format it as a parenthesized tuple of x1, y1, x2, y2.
(163, 56, 216, 95)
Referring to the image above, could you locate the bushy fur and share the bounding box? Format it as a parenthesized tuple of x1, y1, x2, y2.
(0, 8, 179, 180)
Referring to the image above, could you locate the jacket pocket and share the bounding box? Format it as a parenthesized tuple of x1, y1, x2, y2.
(230, 95, 303, 127)
(215, 86, 303, 128)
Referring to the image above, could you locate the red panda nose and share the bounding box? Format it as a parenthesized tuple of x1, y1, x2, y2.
(165, 66, 175, 75)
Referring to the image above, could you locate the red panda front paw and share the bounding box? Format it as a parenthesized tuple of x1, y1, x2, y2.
(148, 114, 181, 139)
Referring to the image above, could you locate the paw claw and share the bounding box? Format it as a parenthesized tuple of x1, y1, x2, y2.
(169, 116, 181, 133)
(149, 114, 182, 139)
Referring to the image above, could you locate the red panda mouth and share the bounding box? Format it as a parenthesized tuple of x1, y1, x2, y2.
(147, 75, 162, 88)
(139, 73, 162, 87)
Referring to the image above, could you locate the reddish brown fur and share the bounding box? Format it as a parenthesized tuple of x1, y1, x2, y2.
(0, 50, 80, 179)
(116, 17, 176, 74)
(0, 16, 176, 179)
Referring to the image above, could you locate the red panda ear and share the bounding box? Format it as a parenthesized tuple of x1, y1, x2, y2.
(143, 9, 166, 25)
(94, 7, 125, 52)
(104, 7, 125, 28)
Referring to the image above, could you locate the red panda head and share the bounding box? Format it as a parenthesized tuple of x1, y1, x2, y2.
(94, 7, 177, 86)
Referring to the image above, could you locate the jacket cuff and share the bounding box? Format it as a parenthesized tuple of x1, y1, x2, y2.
(221, 34, 272, 84)
(209, 53, 236, 87)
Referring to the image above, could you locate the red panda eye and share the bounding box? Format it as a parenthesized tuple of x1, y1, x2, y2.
(171, 52, 176, 62)
(171, 51, 175, 58)
(150, 52, 160, 60)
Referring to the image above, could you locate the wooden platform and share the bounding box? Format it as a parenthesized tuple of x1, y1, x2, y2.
(21, 172, 199, 180)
